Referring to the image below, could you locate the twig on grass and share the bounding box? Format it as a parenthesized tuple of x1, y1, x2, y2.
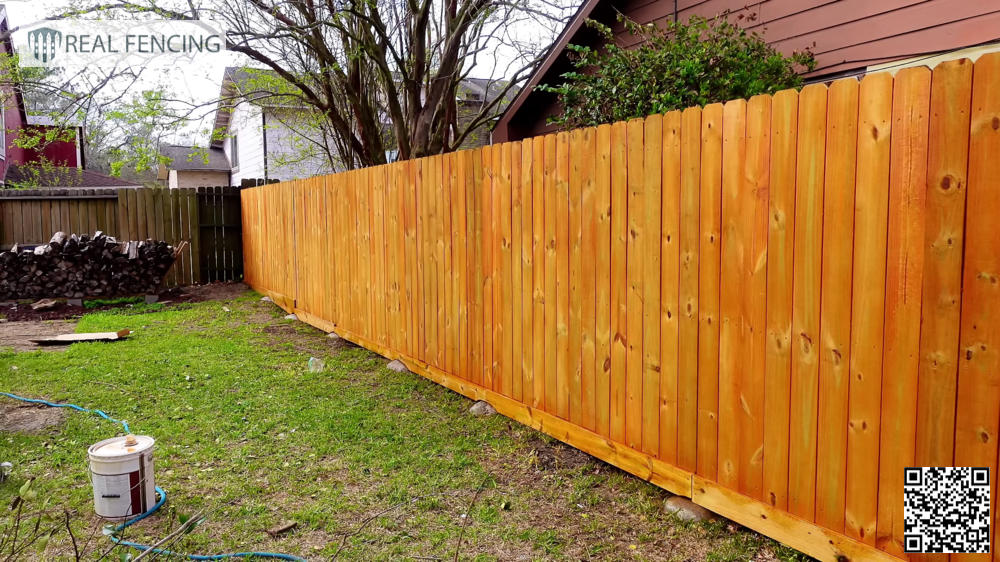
(452, 476, 491, 562)
(63, 511, 79, 561)
(130, 509, 206, 562)
(329, 500, 410, 560)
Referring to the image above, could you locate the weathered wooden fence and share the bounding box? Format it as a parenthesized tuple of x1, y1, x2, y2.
(241, 56, 1000, 562)
(0, 186, 243, 287)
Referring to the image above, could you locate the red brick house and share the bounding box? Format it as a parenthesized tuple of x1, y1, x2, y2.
(494, 0, 1000, 142)
(0, 6, 134, 188)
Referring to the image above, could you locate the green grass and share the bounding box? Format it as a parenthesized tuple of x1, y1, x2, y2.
(0, 290, 810, 560)
(82, 296, 146, 309)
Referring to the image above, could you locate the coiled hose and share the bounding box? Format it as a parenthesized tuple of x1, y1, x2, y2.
(1, 392, 306, 561)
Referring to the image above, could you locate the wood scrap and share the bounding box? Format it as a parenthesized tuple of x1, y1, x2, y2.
(30, 329, 132, 346)
(266, 521, 298, 537)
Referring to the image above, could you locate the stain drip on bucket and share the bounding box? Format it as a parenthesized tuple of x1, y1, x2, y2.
(88, 434, 156, 519)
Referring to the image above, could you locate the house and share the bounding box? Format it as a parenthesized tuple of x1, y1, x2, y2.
(493, 0, 1000, 142)
(182, 67, 509, 186)
(158, 144, 230, 188)
(210, 67, 338, 187)
(0, 5, 132, 189)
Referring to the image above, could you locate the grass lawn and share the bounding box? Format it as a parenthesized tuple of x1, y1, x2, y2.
(1, 287, 810, 561)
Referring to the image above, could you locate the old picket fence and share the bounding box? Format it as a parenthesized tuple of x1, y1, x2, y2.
(241, 55, 1000, 561)
(0, 186, 243, 287)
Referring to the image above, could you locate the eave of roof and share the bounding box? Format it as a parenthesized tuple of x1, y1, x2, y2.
(493, 0, 604, 135)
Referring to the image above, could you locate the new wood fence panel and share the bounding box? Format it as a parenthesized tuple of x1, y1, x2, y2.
(518, 140, 533, 406)
(719, 98, 746, 492)
(594, 125, 613, 438)
(625, 119, 644, 450)
(788, 83, 827, 523)
(569, 129, 584, 425)
(914, 58, 973, 469)
(499, 143, 513, 398)
(240, 59, 1000, 562)
(579, 128, 597, 432)
(677, 106, 700, 473)
(641, 114, 662, 459)
(555, 133, 571, 419)
(483, 147, 495, 390)
(763, 89, 797, 512)
(530, 137, 546, 409)
(877, 66, 931, 558)
(816, 77, 859, 533)
(742, 94, 771, 501)
(659, 112, 680, 464)
(696, 103, 723, 481)
(609, 122, 628, 444)
(954, 51, 1000, 562)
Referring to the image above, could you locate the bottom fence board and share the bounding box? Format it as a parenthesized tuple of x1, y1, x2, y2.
(257, 285, 905, 562)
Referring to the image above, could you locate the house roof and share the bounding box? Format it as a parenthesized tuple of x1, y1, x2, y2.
(160, 145, 230, 172)
(26, 115, 84, 127)
(4, 165, 142, 189)
(491, 0, 603, 140)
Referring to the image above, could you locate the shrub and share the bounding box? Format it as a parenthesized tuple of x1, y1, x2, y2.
(538, 14, 815, 129)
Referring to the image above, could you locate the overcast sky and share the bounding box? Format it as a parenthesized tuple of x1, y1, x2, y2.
(2, 0, 568, 146)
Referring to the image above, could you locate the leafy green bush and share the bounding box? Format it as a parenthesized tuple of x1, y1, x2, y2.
(538, 15, 815, 129)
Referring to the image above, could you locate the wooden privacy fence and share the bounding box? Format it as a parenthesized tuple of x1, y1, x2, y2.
(0, 186, 243, 287)
(241, 55, 1000, 562)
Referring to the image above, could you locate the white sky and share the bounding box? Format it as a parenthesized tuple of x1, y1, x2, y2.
(2, 0, 567, 146)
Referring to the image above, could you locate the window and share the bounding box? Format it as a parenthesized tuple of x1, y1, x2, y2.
(230, 135, 239, 169)
(0, 105, 6, 161)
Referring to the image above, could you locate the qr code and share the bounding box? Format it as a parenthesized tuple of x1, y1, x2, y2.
(904, 467, 991, 553)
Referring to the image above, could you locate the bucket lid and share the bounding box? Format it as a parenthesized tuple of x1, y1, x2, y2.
(88, 435, 155, 458)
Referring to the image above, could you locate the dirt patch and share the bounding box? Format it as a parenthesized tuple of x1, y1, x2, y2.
(179, 282, 249, 302)
(0, 319, 78, 352)
(262, 322, 353, 356)
(0, 402, 66, 433)
(523, 434, 599, 472)
(0, 282, 247, 324)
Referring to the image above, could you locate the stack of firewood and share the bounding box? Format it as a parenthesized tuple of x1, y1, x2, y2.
(0, 232, 183, 299)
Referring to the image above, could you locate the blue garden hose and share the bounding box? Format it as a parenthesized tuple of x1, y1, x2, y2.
(2, 392, 306, 561)
(1, 392, 130, 434)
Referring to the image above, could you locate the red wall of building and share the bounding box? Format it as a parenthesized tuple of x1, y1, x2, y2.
(17, 125, 80, 167)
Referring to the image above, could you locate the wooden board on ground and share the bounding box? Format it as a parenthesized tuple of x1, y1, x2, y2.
(31, 329, 132, 345)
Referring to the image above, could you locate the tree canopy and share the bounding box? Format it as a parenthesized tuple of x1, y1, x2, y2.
(1, 0, 572, 175)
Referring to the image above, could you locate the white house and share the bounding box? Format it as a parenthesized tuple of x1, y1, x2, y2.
(211, 67, 337, 186)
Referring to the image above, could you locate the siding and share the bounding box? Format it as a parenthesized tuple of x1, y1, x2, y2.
(263, 107, 339, 180)
(225, 102, 266, 186)
(170, 169, 230, 189)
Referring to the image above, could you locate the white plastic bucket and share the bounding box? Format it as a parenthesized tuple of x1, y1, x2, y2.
(88, 435, 156, 519)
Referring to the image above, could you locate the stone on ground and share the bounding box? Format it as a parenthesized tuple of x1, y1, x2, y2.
(664, 496, 717, 522)
(327, 331, 341, 341)
(386, 359, 408, 373)
(284, 313, 298, 320)
(261, 296, 273, 302)
(469, 400, 497, 416)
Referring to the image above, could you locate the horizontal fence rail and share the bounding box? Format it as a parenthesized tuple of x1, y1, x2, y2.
(0, 186, 244, 287)
(241, 55, 1000, 562)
